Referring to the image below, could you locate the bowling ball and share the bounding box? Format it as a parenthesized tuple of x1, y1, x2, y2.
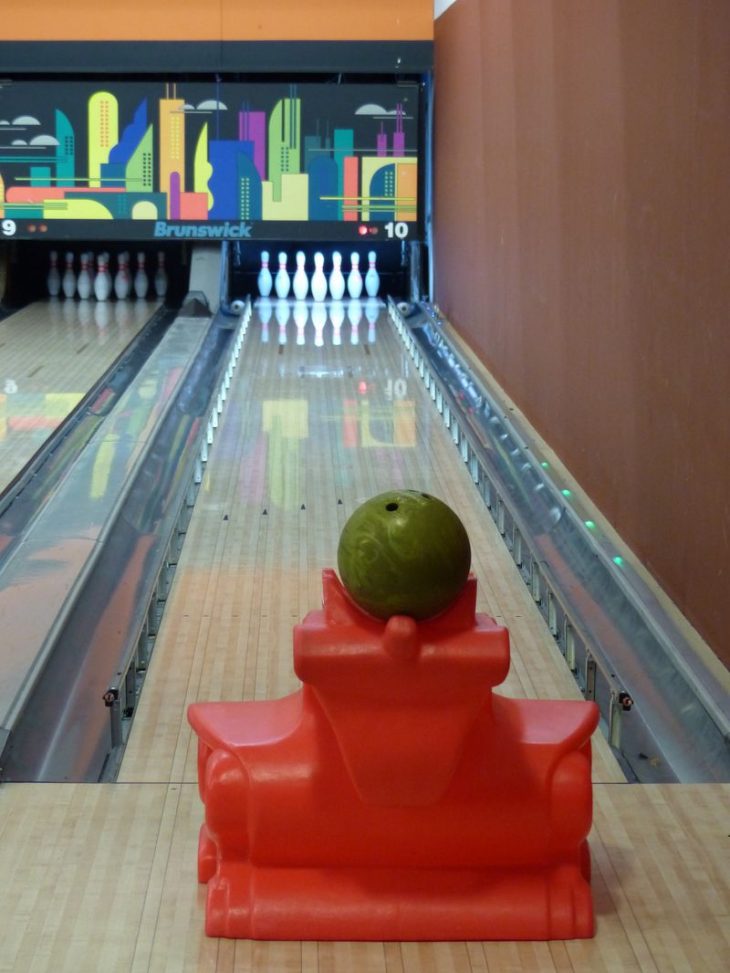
(337, 490, 471, 620)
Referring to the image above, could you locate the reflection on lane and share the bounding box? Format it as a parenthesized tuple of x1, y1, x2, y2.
(257, 297, 381, 347)
(250, 297, 416, 513)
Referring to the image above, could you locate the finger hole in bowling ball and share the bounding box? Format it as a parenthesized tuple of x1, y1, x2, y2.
(386, 502, 399, 511)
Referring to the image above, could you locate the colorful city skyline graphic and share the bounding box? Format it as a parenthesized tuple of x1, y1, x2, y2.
(0, 81, 420, 241)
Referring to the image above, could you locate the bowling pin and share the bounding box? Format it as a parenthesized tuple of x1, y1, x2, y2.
(293, 300, 308, 345)
(257, 250, 273, 297)
(62, 251, 76, 299)
(258, 296, 272, 342)
(329, 301, 344, 346)
(347, 252, 363, 299)
(274, 252, 290, 299)
(154, 251, 168, 298)
(311, 303, 326, 347)
(365, 250, 380, 298)
(47, 250, 61, 297)
(292, 250, 309, 301)
(134, 252, 148, 298)
(275, 298, 289, 343)
(328, 250, 345, 301)
(311, 251, 328, 302)
(114, 252, 131, 300)
(365, 297, 379, 343)
(77, 252, 92, 300)
(348, 298, 362, 345)
(94, 253, 112, 301)
(89, 252, 97, 296)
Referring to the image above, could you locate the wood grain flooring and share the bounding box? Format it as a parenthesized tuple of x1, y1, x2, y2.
(0, 781, 726, 972)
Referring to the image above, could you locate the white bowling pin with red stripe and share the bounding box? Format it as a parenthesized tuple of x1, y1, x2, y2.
(62, 252, 76, 299)
(77, 252, 92, 300)
(347, 252, 363, 299)
(365, 250, 380, 298)
(47, 251, 61, 297)
(134, 252, 148, 299)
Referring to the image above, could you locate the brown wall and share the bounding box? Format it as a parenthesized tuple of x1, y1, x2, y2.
(434, 0, 730, 663)
(2, 0, 433, 41)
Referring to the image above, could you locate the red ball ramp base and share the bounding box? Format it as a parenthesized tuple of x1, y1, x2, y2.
(188, 570, 599, 941)
(200, 859, 593, 941)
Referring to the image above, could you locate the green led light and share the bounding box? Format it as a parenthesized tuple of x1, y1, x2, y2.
(541, 461, 549, 469)
(561, 489, 572, 498)
(584, 520, 596, 529)
(613, 556, 624, 566)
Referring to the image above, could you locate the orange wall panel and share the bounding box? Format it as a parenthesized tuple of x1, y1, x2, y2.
(434, 0, 730, 662)
(342, 157, 360, 223)
(2, 0, 433, 42)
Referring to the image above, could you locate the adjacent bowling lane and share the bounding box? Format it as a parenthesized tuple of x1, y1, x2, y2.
(0, 298, 160, 494)
(119, 296, 625, 785)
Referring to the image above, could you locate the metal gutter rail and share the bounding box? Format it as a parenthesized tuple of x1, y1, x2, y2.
(0, 301, 251, 782)
(389, 299, 730, 784)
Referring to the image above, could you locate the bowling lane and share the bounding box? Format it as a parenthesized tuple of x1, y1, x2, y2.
(119, 296, 624, 784)
(0, 298, 160, 494)
(1, 780, 727, 973)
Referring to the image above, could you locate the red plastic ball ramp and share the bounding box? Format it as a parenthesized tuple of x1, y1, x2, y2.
(188, 570, 598, 940)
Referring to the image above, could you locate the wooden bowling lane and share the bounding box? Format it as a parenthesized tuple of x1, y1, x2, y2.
(0, 780, 727, 972)
(119, 298, 624, 785)
(0, 299, 158, 494)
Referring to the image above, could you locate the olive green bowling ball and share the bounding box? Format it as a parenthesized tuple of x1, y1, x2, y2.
(337, 490, 471, 620)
